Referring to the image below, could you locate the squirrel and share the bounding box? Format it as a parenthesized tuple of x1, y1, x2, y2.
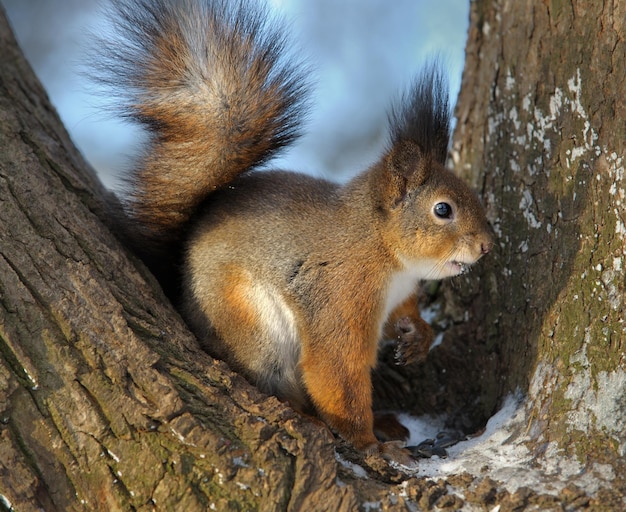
(95, 0, 493, 464)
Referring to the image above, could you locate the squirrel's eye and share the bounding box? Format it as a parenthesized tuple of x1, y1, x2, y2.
(434, 202, 452, 219)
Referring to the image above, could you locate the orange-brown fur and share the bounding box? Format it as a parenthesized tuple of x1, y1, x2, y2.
(98, 0, 492, 465)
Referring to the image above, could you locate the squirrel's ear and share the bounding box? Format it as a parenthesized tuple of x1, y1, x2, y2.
(383, 140, 430, 207)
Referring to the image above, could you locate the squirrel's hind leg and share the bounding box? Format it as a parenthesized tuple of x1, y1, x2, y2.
(185, 263, 307, 409)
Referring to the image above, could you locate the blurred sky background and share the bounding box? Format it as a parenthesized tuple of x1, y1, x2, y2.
(2, 0, 469, 189)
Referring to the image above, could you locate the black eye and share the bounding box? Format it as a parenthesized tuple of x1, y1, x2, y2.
(434, 202, 452, 219)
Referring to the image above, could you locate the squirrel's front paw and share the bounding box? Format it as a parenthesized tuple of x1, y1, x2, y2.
(393, 316, 433, 366)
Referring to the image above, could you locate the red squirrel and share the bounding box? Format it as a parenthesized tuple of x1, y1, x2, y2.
(95, 0, 492, 464)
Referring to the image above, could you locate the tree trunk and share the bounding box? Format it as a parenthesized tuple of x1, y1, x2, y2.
(376, 0, 625, 507)
(424, 0, 624, 504)
(2, 1, 625, 510)
(0, 8, 364, 511)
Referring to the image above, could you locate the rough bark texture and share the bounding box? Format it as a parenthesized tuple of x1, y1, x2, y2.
(390, 0, 625, 500)
(380, 0, 625, 427)
(454, 0, 625, 459)
(0, 8, 367, 511)
(379, 0, 625, 506)
(2, 1, 626, 510)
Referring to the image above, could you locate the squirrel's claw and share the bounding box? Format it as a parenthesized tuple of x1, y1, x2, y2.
(393, 316, 433, 366)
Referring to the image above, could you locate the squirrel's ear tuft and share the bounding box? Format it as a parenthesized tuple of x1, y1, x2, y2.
(388, 60, 450, 166)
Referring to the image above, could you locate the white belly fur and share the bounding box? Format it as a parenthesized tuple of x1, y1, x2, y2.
(249, 281, 303, 401)
(380, 258, 433, 335)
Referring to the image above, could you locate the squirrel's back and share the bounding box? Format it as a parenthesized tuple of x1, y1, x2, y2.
(93, 0, 308, 246)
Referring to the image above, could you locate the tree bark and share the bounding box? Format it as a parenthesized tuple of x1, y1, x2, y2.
(2, 0, 625, 510)
(377, 0, 625, 506)
(423, 0, 625, 501)
(0, 8, 364, 511)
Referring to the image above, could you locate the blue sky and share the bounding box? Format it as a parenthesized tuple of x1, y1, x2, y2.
(3, 0, 469, 187)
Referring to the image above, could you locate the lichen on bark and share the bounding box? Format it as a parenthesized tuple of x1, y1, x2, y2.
(445, 0, 625, 481)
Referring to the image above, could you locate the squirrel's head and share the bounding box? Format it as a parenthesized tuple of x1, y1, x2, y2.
(376, 63, 492, 279)
(376, 140, 493, 280)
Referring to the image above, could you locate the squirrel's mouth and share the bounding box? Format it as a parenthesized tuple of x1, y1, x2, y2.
(448, 261, 471, 275)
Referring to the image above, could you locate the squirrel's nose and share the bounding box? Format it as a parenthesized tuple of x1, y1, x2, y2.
(479, 233, 493, 255)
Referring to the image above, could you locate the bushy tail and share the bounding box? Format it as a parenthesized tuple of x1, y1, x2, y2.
(93, 0, 308, 243)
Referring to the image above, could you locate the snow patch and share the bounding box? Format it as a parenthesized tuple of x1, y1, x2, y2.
(0, 495, 13, 511)
(402, 396, 535, 493)
(505, 72, 516, 91)
(549, 87, 563, 118)
(23, 367, 39, 391)
(518, 240, 529, 253)
(106, 448, 120, 463)
(600, 269, 622, 310)
(508, 106, 520, 129)
(169, 427, 197, 447)
(235, 481, 250, 491)
(398, 412, 445, 445)
(567, 69, 586, 118)
(518, 189, 542, 228)
(604, 151, 626, 241)
(564, 368, 626, 453)
(335, 452, 368, 479)
(399, 394, 618, 496)
(500, 68, 607, 176)
(232, 456, 249, 468)
(509, 158, 520, 173)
